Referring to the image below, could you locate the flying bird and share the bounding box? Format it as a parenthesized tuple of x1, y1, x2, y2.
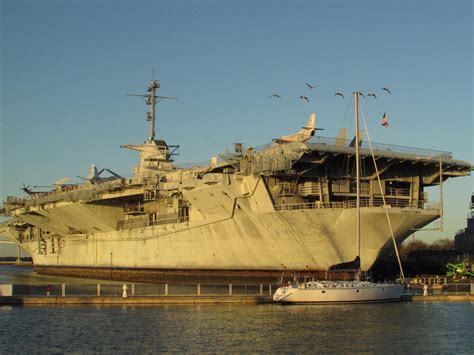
(367, 93, 377, 99)
(299, 96, 309, 102)
(306, 82, 318, 90)
(381, 87, 392, 94)
(335, 92, 345, 99)
(269, 94, 282, 99)
(356, 91, 365, 97)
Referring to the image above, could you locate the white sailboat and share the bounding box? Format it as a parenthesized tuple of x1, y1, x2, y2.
(273, 92, 405, 304)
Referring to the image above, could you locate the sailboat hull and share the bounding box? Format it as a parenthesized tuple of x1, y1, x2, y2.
(273, 282, 404, 304)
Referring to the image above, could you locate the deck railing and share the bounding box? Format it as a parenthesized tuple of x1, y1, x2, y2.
(274, 200, 440, 211)
(385, 187, 411, 197)
(308, 135, 452, 159)
(17, 179, 128, 208)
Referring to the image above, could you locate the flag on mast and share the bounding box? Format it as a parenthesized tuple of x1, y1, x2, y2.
(380, 112, 389, 127)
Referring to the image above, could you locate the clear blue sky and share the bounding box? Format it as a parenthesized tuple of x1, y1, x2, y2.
(1, 0, 472, 256)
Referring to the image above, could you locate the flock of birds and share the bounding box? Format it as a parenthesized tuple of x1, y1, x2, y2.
(269, 84, 392, 102)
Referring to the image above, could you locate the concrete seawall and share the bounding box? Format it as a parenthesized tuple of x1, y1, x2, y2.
(0, 295, 273, 306)
(410, 294, 474, 302)
(2, 294, 474, 306)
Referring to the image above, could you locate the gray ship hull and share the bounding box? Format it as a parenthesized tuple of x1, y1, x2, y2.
(13, 206, 438, 283)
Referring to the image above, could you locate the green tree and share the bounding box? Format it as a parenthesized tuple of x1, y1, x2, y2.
(400, 240, 429, 255)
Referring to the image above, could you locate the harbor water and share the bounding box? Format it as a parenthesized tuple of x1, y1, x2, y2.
(1, 266, 473, 353)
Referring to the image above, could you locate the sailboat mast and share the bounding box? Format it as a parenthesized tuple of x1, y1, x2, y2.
(354, 91, 361, 260)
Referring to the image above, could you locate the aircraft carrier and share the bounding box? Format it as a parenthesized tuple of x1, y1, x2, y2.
(0, 80, 471, 283)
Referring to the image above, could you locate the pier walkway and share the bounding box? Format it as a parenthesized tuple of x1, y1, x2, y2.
(0, 295, 273, 305)
(1, 282, 472, 305)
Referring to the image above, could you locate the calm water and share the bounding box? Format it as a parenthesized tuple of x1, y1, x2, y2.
(1, 266, 473, 353)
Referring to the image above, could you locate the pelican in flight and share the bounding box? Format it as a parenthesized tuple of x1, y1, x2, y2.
(269, 94, 282, 99)
(299, 96, 310, 102)
(381, 87, 391, 94)
(335, 92, 345, 99)
(306, 82, 318, 90)
(367, 93, 377, 99)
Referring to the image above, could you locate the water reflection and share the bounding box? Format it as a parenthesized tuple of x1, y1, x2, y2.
(1, 303, 473, 353)
(1, 266, 473, 353)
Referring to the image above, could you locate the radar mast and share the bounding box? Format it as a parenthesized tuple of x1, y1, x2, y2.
(126, 76, 177, 142)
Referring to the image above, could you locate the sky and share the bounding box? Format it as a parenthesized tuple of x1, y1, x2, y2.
(0, 0, 472, 256)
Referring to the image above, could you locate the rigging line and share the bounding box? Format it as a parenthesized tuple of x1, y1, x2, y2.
(340, 95, 355, 178)
(360, 107, 405, 280)
(381, 89, 391, 144)
(358, 101, 369, 176)
(338, 94, 354, 133)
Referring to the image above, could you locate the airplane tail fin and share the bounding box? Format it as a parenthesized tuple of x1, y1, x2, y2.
(304, 113, 316, 129)
(335, 128, 347, 146)
(88, 164, 98, 180)
(349, 130, 364, 147)
(273, 113, 319, 143)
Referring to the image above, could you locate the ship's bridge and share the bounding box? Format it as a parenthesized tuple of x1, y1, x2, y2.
(121, 139, 179, 175)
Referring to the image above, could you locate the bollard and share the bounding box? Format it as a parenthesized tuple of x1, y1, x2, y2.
(229, 284, 233, 295)
(122, 284, 128, 298)
(61, 284, 66, 297)
(423, 284, 428, 296)
(97, 284, 101, 297)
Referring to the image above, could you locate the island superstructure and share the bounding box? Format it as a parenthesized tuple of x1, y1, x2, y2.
(1, 79, 471, 283)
